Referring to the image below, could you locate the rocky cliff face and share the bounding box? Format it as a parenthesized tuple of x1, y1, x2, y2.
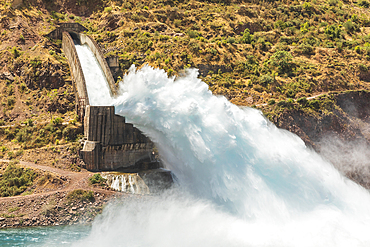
(268, 90, 370, 189)
(273, 91, 370, 147)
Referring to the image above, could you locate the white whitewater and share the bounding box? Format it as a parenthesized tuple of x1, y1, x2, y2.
(72, 64, 370, 246)
(74, 43, 113, 106)
(101, 173, 150, 194)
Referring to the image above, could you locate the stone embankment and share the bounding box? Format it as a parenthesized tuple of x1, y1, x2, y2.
(0, 191, 112, 228)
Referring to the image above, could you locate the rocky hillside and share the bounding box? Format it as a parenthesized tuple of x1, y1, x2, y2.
(0, 0, 369, 189)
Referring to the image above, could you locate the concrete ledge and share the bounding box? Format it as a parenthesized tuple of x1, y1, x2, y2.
(62, 31, 89, 119)
(48, 23, 88, 40)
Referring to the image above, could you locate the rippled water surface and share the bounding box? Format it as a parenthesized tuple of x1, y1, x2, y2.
(0, 225, 90, 246)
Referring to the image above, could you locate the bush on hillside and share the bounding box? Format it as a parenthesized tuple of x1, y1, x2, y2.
(66, 189, 95, 202)
(89, 174, 107, 186)
(0, 164, 38, 197)
(268, 51, 294, 75)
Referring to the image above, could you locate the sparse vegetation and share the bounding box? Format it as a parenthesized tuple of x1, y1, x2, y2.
(0, 164, 38, 197)
(89, 173, 107, 186)
(66, 189, 95, 202)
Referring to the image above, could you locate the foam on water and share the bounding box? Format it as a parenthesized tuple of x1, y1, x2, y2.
(71, 65, 370, 246)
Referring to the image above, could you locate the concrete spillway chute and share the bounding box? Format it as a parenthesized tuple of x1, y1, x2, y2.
(61, 27, 160, 173)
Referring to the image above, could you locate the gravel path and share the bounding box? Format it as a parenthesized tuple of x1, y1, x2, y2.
(0, 159, 116, 203)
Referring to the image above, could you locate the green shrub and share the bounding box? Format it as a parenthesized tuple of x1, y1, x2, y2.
(302, 2, 313, 11)
(174, 19, 181, 27)
(358, 0, 370, 8)
(187, 30, 200, 38)
(286, 98, 294, 106)
(188, 40, 200, 52)
(19, 83, 27, 93)
(62, 125, 79, 141)
(66, 189, 95, 202)
(259, 74, 274, 86)
(269, 51, 294, 74)
(0, 164, 37, 197)
(297, 97, 308, 106)
(89, 174, 107, 186)
(206, 47, 218, 56)
(298, 43, 314, 55)
(15, 150, 23, 157)
(358, 63, 368, 72)
(7, 97, 15, 109)
(308, 99, 320, 110)
(344, 20, 355, 33)
(25, 119, 33, 127)
(44, 123, 55, 132)
(268, 99, 276, 105)
(285, 89, 296, 98)
(7, 151, 15, 159)
(52, 117, 63, 126)
(104, 7, 113, 13)
(51, 11, 65, 20)
(274, 20, 286, 30)
(16, 128, 30, 143)
(351, 14, 359, 23)
(8, 206, 20, 213)
(239, 28, 253, 44)
(256, 38, 272, 51)
(354, 46, 362, 54)
(279, 36, 298, 45)
(10, 47, 21, 58)
(226, 37, 236, 44)
(277, 100, 287, 107)
(327, 0, 339, 6)
(325, 25, 341, 40)
(6, 85, 14, 96)
(300, 22, 310, 33)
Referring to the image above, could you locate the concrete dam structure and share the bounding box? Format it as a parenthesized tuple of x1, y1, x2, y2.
(60, 26, 157, 172)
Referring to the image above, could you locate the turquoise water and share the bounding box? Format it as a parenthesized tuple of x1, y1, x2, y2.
(0, 225, 90, 246)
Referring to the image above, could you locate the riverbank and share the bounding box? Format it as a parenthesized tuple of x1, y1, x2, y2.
(0, 159, 119, 228)
(0, 190, 113, 228)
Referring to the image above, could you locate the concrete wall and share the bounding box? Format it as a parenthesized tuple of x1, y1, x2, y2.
(106, 57, 119, 68)
(48, 23, 88, 40)
(84, 106, 150, 146)
(62, 31, 89, 120)
(106, 56, 120, 81)
(81, 106, 153, 171)
(79, 34, 118, 96)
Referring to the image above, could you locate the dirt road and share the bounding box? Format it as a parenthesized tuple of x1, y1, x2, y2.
(0, 159, 118, 228)
(0, 159, 115, 203)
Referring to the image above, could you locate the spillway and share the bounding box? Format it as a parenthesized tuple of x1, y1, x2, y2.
(63, 32, 156, 172)
(74, 43, 113, 106)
